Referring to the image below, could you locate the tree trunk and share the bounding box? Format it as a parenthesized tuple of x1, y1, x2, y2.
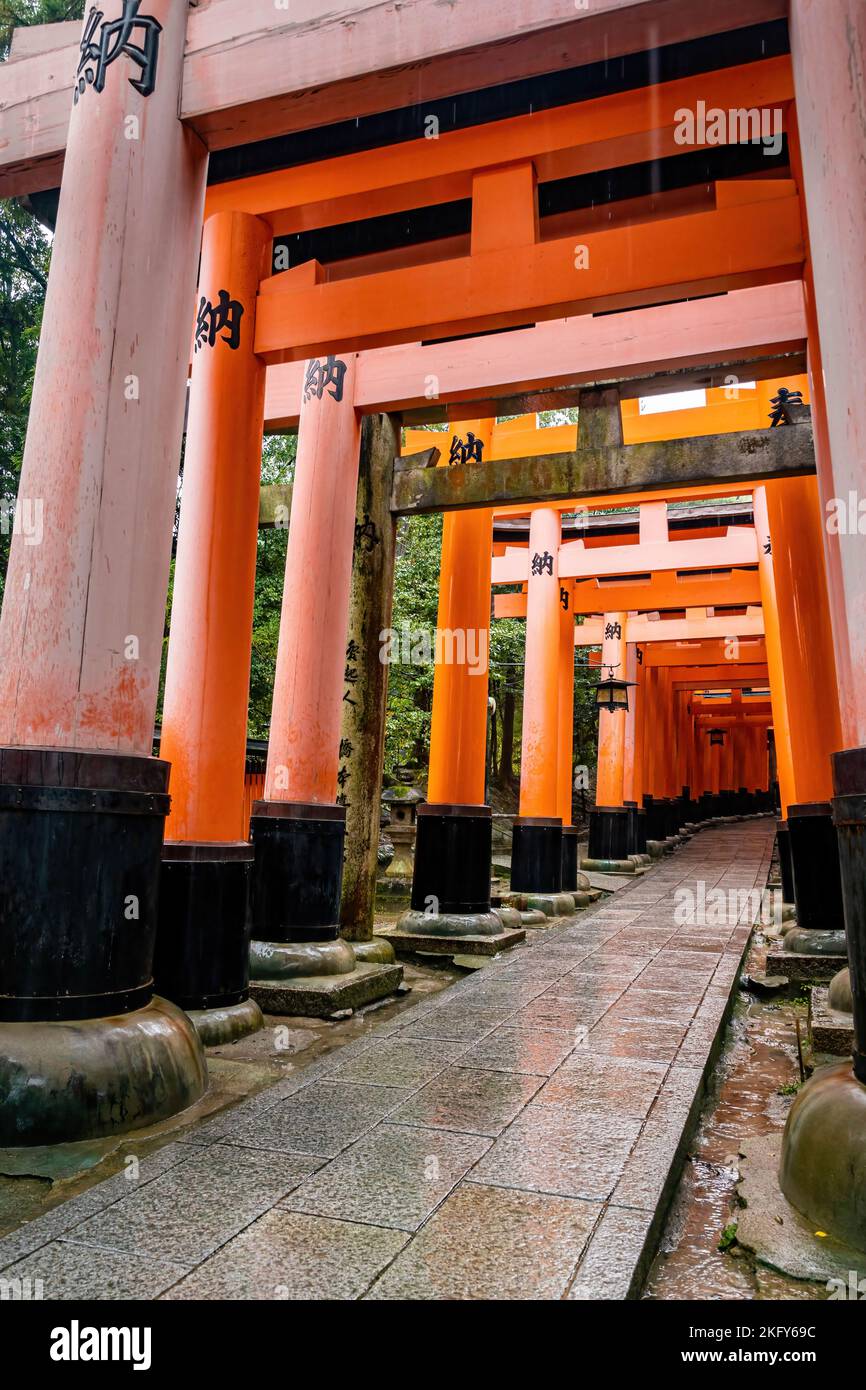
(498, 687, 516, 788)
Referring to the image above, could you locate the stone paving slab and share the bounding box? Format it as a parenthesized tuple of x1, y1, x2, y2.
(0, 820, 775, 1301)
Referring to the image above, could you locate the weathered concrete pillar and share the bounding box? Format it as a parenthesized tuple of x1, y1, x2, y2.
(512, 507, 563, 894)
(157, 210, 272, 1045)
(0, 0, 208, 1145)
(250, 355, 402, 1013)
(338, 413, 399, 957)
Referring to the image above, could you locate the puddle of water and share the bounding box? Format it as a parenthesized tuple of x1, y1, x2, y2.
(645, 940, 827, 1300)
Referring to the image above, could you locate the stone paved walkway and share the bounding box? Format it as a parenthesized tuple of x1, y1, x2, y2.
(0, 820, 774, 1300)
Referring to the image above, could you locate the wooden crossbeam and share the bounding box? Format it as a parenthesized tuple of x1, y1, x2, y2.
(0, 1, 789, 196)
(263, 282, 807, 428)
(391, 413, 815, 516)
(254, 187, 804, 362)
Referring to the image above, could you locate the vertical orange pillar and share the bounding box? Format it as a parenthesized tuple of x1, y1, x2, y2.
(558, 579, 579, 889)
(161, 212, 271, 843)
(587, 612, 632, 867)
(557, 580, 575, 825)
(519, 509, 562, 817)
(764, 476, 841, 803)
(0, 1, 208, 1141)
(427, 418, 494, 805)
(754, 487, 796, 816)
(631, 648, 645, 807)
(622, 642, 639, 806)
(595, 613, 627, 807)
(251, 353, 364, 967)
(265, 356, 361, 805)
(643, 665, 660, 799)
(412, 419, 499, 921)
(156, 211, 270, 1031)
(512, 508, 564, 893)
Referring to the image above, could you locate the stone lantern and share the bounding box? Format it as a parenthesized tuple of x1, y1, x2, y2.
(381, 783, 424, 882)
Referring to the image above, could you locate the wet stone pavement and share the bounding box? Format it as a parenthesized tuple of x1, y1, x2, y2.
(0, 820, 774, 1300)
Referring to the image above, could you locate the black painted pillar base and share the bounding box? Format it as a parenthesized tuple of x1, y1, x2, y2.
(623, 801, 647, 855)
(0, 747, 206, 1145)
(787, 801, 845, 933)
(156, 842, 258, 1029)
(832, 749, 866, 1084)
(643, 794, 663, 841)
(560, 826, 579, 892)
(511, 817, 562, 893)
(776, 819, 796, 902)
(411, 804, 492, 914)
(249, 800, 403, 1011)
(588, 806, 631, 862)
(251, 801, 346, 944)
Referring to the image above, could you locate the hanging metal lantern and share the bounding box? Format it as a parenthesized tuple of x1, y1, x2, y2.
(595, 665, 635, 714)
(707, 727, 726, 747)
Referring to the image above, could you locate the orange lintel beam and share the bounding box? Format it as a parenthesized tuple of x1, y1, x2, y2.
(2, 1, 789, 196)
(576, 612, 763, 645)
(643, 639, 768, 667)
(262, 281, 806, 428)
(673, 667, 770, 688)
(494, 569, 761, 619)
(254, 188, 804, 363)
(204, 57, 793, 233)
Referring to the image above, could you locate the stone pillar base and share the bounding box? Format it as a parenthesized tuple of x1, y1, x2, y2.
(0, 996, 206, 1147)
(381, 908, 524, 959)
(780, 1060, 866, 1251)
(832, 747, 866, 1084)
(782, 927, 848, 957)
(188, 997, 264, 1048)
(580, 857, 638, 875)
(249, 962, 404, 1018)
(829, 967, 853, 1013)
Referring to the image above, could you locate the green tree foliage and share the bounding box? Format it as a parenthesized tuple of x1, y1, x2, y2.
(0, 200, 51, 602)
(0, 0, 83, 56)
(0, 2, 85, 601)
(384, 513, 442, 774)
(248, 435, 296, 737)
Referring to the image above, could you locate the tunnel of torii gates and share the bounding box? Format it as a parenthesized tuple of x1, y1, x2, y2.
(0, 0, 865, 1248)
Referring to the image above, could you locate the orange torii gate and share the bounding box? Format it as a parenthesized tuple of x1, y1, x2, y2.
(0, 2, 864, 1252)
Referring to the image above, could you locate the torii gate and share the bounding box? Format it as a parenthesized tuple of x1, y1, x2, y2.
(0, 3, 865, 1250)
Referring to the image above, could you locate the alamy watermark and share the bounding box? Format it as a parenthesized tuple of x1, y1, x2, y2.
(0, 497, 43, 546)
(379, 623, 488, 677)
(674, 102, 783, 158)
(674, 882, 783, 928)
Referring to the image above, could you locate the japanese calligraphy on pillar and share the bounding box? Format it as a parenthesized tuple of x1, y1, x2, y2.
(448, 432, 484, 466)
(531, 551, 554, 576)
(75, 2, 162, 104)
(304, 356, 348, 404)
(194, 290, 244, 352)
(337, 638, 362, 808)
(604, 620, 622, 640)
